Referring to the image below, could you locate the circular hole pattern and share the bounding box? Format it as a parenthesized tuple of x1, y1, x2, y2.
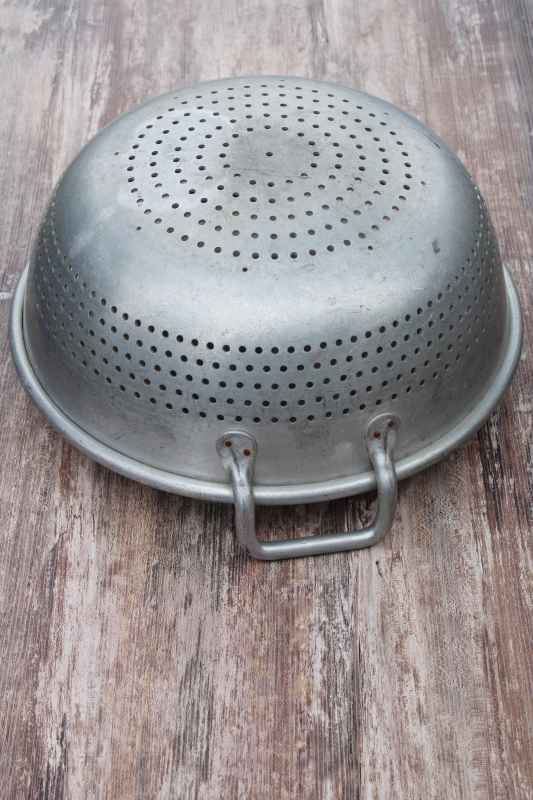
(31, 89, 504, 430)
(121, 77, 424, 265)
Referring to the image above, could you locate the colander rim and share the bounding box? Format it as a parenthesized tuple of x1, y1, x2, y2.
(10, 262, 523, 506)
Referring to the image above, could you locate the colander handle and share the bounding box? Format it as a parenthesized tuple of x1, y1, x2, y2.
(216, 413, 399, 560)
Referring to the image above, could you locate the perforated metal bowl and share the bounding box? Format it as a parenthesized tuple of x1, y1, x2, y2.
(10, 76, 523, 559)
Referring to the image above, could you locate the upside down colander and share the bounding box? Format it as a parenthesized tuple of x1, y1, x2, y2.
(10, 76, 523, 559)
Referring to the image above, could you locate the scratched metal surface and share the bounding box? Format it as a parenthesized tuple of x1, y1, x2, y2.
(0, 1, 532, 798)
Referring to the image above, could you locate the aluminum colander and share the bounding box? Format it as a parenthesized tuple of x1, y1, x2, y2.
(10, 76, 523, 560)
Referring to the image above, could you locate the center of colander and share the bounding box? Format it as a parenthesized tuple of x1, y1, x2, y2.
(120, 77, 419, 268)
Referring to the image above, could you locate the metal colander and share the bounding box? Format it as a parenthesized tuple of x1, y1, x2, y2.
(10, 76, 523, 559)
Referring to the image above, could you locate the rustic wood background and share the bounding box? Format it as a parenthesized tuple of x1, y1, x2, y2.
(1, 1, 532, 798)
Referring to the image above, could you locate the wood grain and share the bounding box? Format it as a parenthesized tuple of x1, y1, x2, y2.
(1, 1, 532, 798)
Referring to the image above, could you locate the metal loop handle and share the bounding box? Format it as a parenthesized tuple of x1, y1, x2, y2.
(216, 413, 400, 560)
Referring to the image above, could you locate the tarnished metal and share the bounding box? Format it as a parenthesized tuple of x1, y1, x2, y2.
(9, 262, 523, 507)
(216, 414, 399, 559)
(10, 76, 523, 556)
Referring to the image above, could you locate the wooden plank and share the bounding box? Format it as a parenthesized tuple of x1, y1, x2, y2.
(0, 0, 532, 798)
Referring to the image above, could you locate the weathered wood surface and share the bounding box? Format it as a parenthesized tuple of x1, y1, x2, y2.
(1, 1, 533, 798)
